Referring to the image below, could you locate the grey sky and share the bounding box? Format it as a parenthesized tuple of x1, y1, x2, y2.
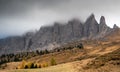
(0, 0, 120, 38)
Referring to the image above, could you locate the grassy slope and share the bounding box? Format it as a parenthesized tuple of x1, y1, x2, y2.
(9, 62, 74, 72)
(1, 40, 119, 72)
(8, 47, 120, 72)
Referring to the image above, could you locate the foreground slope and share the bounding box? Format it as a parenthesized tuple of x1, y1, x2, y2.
(8, 47, 120, 72)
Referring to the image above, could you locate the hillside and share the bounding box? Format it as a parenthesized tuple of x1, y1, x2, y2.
(105, 28, 120, 41)
(0, 38, 120, 72)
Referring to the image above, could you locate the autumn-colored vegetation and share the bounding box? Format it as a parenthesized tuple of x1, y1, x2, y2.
(17, 57, 57, 69)
(0, 43, 84, 67)
(50, 58, 57, 66)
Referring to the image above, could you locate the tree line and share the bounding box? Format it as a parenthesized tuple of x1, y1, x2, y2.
(0, 43, 84, 66)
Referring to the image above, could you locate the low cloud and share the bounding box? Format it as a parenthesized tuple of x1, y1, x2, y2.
(0, 0, 120, 38)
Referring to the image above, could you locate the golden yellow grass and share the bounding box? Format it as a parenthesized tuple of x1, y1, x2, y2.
(3, 58, 120, 72)
(8, 62, 74, 72)
(0, 58, 94, 72)
(1, 40, 120, 72)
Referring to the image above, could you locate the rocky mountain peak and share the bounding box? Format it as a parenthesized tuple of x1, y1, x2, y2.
(85, 14, 96, 24)
(84, 13, 98, 26)
(0, 14, 117, 55)
(97, 16, 113, 39)
(100, 16, 106, 25)
(113, 24, 119, 29)
(99, 16, 110, 33)
(84, 14, 99, 38)
(89, 13, 95, 18)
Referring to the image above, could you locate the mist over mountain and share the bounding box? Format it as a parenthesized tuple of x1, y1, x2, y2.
(1, 0, 120, 39)
(0, 14, 119, 55)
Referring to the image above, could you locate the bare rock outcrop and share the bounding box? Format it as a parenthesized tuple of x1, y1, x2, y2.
(0, 14, 119, 55)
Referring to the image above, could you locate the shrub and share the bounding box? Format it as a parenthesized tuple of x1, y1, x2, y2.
(34, 63, 37, 68)
(76, 43, 84, 49)
(17, 60, 27, 69)
(50, 58, 57, 66)
(26, 62, 31, 68)
(36, 63, 41, 68)
(38, 63, 41, 68)
(36, 50, 39, 54)
(44, 49, 49, 54)
(16, 60, 49, 69)
(40, 62, 48, 68)
(44, 62, 48, 67)
(24, 64, 28, 69)
(41, 63, 45, 68)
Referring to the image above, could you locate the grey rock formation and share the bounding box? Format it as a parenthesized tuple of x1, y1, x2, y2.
(0, 36, 25, 55)
(30, 19, 83, 50)
(0, 14, 119, 55)
(99, 16, 110, 32)
(83, 14, 99, 38)
(113, 24, 119, 29)
(98, 16, 112, 38)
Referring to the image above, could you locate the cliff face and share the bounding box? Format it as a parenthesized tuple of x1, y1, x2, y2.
(30, 19, 83, 50)
(83, 14, 99, 38)
(0, 36, 25, 55)
(0, 14, 118, 55)
(97, 16, 112, 38)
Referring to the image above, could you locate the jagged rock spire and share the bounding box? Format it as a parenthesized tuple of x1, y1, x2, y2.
(100, 16, 106, 25)
(85, 13, 96, 25)
(84, 13, 99, 37)
(113, 24, 119, 29)
(0, 14, 116, 55)
(89, 13, 95, 19)
(99, 16, 109, 32)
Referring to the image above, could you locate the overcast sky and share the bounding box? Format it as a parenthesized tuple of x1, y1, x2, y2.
(0, 0, 120, 38)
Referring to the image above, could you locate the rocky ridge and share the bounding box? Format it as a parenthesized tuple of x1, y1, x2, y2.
(0, 14, 119, 55)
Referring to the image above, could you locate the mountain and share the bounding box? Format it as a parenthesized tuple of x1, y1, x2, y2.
(83, 14, 99, 38)
(98, 16, 111, 37)
(113, 24, 119, 29)
(0, 14, 119, 55)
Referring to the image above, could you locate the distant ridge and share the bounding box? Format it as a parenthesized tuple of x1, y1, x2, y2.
(0, 14, 119, 55)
